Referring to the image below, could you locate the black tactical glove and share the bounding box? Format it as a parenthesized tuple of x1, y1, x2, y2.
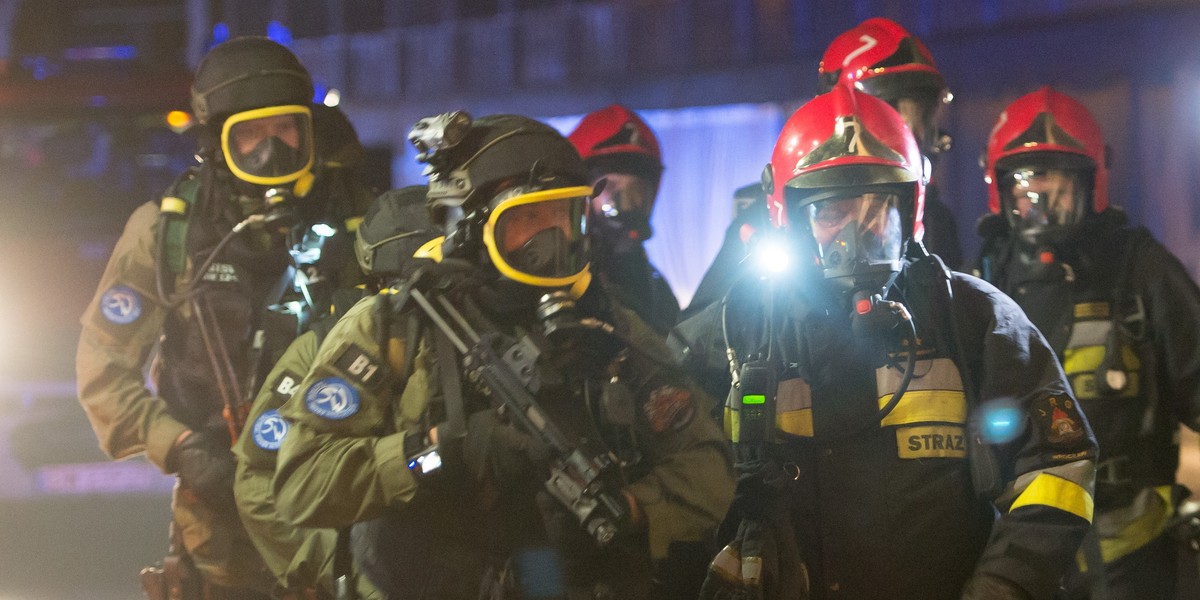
(461, 409, 547, 486)
(171, 431, 237, 511)
(960, 573, 1032, 600)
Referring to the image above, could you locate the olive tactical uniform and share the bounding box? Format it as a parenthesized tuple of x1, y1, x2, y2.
(271, 280, 734, 598)
(233, 186, 436, 599)
(77, 191, 295, 593)
(76, 37, 360, 595)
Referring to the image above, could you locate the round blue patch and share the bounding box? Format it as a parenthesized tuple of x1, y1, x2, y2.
(100, 285, 142, 324)
(252, 409, 289, 451)
(304, 377, 360, 420)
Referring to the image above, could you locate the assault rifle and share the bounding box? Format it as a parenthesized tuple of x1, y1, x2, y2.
(407, 287, 630, 545)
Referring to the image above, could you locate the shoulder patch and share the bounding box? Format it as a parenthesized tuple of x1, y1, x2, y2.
(305, 377, 361, 420)
(271, 370, 304, 402)
(644, 385, 695, 433)
(252, 409, 290, 450)
(332, 343, 384, 389)
(100, 285, 143, 324)
(1035, 395, 1086, 445)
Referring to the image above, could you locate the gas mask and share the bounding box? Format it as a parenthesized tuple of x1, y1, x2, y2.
(802, 190, 905, 295)
(1000, 167, 1090, 246)
(221, 105, 314, 186)
(591, 172, 658, 242)
(483, 185, 592, 291)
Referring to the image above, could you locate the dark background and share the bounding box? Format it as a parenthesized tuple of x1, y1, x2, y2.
(1, 1, 1199, 598)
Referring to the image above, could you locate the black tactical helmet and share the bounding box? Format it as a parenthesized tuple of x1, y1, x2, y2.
(354, 186, 440, 279)
(190, 36, 314, 126)
(409, 112, 589, 216)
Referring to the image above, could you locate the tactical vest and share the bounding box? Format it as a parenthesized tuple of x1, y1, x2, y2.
(155, 170, 296, 440)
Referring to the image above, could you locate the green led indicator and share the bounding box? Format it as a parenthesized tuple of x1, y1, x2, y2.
(742, 394, 766, 405)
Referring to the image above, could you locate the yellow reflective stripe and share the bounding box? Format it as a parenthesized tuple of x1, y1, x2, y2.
(1074, 302, 1110, 320)
(1063, 344, 1142, 375)
(877, 390, 966, 426)
(1063, 345, 1105, 374)
(1009, 472, 1095, 522)
(776, 409, 813, 437)
(724, 406, 735, 441)
(1093, 486, 1174, 566)
(160, 196, 188, 215)
(344, 216, 364, 233)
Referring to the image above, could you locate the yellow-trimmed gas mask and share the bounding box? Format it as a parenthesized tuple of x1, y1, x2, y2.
(221, 104, 315, 186)
(483, 185, 592, 290)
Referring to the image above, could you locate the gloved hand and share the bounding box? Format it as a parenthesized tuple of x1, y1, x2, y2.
(461, 409, 547, 486)
(170, 430, 237, 511)
(960, 573, 1031, 600)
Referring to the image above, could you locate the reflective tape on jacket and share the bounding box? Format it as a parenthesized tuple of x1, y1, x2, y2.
(775, 378, 814, 437)
(1009, 472, 1095, 522)
(1078, 485, 1174, 569)
(1061, 315, 1141, 400)
(876, 358, 967, 427)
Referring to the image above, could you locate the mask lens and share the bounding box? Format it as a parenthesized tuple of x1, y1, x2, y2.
(1002, 168, 1087, 236)
(223, 107, 313, 184)
(806, 192, 903, 270)
(591, 173, 656, 218)
(493, 193, 589, 279)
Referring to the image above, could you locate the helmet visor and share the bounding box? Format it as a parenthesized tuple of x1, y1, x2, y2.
(1001, 168, 1088, 238)
(221, 105, 314, 185)
(804, 192, 904, 273)
(485, 186, 591, 287)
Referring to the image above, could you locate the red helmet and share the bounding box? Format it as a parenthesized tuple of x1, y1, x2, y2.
(985, 87, 1108, 215)
(818, 18, 949, 105)
(568, 104, 663, 176)
(766, 85, 925, 243)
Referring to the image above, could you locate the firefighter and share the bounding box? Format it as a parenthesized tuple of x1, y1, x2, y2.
(76, 37, 359, 598)
(976, 86, 1200, 598)
(271, 113, 734, 599)
(567, 105, 680, 336)
(698, 86, 1097, 600)
(818, 17, 962, 269)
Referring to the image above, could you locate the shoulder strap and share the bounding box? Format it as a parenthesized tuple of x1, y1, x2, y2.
(160, 168, 202, 277)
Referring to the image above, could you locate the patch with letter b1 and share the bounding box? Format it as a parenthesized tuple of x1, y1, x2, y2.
(332, 343, 384, 389)
(897, 425, 966, 459)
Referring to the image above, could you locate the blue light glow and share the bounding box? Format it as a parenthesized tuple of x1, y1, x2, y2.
(981, 404, 1024, 444)
(267, 21, 293, 47)
(211, 22, 230, 46)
